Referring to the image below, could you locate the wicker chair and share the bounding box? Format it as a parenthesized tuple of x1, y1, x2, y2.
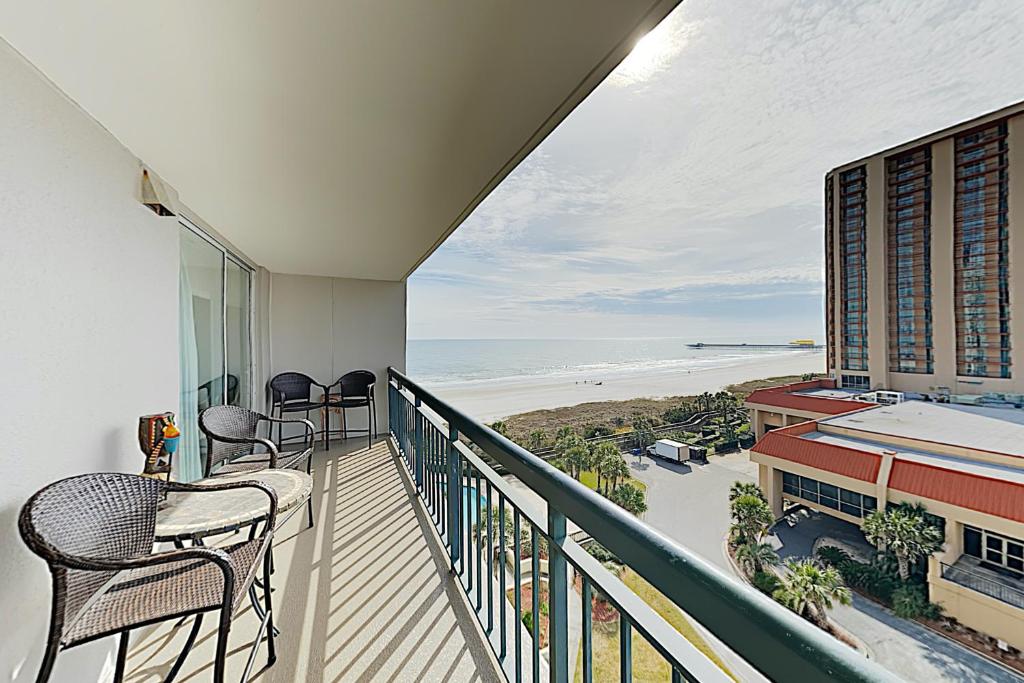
(19, 472, 277, 683)
(268, 372, 330, 447)
(326, 370, 377, 449)
(199, 404, 315, 529)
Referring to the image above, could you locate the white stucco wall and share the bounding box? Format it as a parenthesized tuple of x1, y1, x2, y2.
(269, 274, 407, 437)
(0, 40, 181, 682)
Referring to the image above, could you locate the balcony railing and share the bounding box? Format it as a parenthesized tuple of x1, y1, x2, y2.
(387, 367, 898, 682)
(941, 561, 1024, 610)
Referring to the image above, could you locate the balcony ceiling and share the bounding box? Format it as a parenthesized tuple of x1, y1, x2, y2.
(0, 1, 680, 280)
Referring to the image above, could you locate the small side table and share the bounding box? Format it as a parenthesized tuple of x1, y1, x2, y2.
(156, 469, 313, 542)
(154, 469, 313, 642)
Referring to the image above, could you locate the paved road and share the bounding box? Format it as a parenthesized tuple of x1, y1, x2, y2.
(629, 451, 1024, 683)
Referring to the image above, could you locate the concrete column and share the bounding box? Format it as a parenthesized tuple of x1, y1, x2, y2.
(751, 409, 764, 440)
(931, 138, 957, 389)
(875, 451, 894, 511)
(760, 464, 784, 518)
(865, 156, 889, 388)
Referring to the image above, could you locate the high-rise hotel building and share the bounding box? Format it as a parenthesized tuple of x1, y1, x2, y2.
(825, 102, 1024, 395)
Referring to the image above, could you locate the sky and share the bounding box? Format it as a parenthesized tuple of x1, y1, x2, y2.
(408, 0, 1024, 342)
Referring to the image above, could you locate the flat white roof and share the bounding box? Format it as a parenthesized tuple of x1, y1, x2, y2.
(802, 431, 1024, 483)
(793, 387, 866, 400)
(820, 401, 1024, 458)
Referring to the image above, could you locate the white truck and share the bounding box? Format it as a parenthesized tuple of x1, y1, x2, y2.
(647, 438, 687, 462)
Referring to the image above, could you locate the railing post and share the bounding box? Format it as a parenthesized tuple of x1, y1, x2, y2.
(548, 507, 568, 683)
(414, 397, 423, 489)
(388, 381, 394, 438)
(447, 424, 461, 569)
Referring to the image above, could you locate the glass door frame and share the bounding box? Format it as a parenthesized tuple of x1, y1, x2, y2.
(179, 216, 256, 409)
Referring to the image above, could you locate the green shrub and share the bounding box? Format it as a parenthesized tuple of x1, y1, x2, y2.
(751, 570, 781, 596)
(816, 545, 852, 567)
(522, 610, 534, 632)
(584, 424, 613, 439)
(892, 584, 942, 619)
(585, 542, 620, 564)
(838, 561, 900, 604)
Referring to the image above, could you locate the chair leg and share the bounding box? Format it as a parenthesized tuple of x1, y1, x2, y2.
(34, 631, 60, 683)
(213, 607, 232, 683)
(114, 630, 130, 683)
(263, 551, 276, 667)
(367, 403, 372, 450)
(164, 614, 203, 683)
(306, 455, 315, 529)
(323, 406, 330, 451)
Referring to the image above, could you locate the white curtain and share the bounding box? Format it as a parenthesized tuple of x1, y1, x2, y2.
(178, 259, 203, 482)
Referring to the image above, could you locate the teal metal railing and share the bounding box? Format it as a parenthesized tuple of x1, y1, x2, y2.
(388, 367, 900, 683)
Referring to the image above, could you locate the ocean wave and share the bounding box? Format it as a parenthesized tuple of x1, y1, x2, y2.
(414, 347, 819, 388)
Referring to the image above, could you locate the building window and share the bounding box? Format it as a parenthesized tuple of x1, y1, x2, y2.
(886, 146, 933, 374)
(840, 374, 871, 390)
(839, 166, 868, 370)
(781, 471, 876, 518)
(954, 122, 1010, 379)
(963, 525, 1024, 575)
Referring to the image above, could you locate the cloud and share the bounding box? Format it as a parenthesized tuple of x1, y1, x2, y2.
(410, 0, 1024, 341)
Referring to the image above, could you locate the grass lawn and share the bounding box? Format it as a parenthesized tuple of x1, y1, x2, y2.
(574, 567, 735, 682)
(578, 470, 647, 494)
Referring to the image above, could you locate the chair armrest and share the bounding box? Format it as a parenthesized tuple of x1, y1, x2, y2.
(210, 432, 280, 466)
(264, 416, 316, 451)
(168, 479, 279, 533)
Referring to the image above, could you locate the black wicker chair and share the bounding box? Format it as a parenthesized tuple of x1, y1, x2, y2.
(199, 404, 315, 529)
(19, 472, 277, 683)
(268, 372, 330, 447)
(326, 370, 377, 449)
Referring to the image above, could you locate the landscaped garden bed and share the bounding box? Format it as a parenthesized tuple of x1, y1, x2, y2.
(507, 581, 550, 649)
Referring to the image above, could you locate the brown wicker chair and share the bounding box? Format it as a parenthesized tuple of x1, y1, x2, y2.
(18, 472, 277, 683)
(199, 404, 315, 529)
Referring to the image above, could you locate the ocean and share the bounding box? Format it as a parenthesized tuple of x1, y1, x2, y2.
(407, 338, 814, 388)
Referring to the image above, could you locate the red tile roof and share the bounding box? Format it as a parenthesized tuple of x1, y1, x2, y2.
(752, 422, 881, 483)
(888, 460, 1024, 524)
(745, 379, 875, 416)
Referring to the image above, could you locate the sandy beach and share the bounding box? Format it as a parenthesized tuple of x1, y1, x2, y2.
(427, 350, 825, 422)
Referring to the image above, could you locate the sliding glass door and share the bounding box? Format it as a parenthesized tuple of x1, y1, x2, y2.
(179, 220, 253, 480)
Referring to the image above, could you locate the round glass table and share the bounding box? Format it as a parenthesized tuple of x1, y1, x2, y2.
(156, 469, 313, 542)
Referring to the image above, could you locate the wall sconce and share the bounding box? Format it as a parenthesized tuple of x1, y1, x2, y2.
(139, 167, 177, 216)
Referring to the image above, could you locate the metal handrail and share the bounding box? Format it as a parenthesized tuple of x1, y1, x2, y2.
(941, 561, 1024, 609)
(388, 367, 898, 683)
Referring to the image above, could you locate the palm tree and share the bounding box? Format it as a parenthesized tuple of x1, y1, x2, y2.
(773, 559, 851, 627)
(735, 541, 779, 577)
(562, 444, 590, 480)
(610, 483, 647, 516)
(591, 442, 620, 493)
(527, 429, 548, 451)
(862, 506, 944, 581)
(730, 493, 774, 545)
(602, 451, 631, 495)
(554, 431, 585, 458)
(631, 415, 656, 450)
(729, 481, 767, 504)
